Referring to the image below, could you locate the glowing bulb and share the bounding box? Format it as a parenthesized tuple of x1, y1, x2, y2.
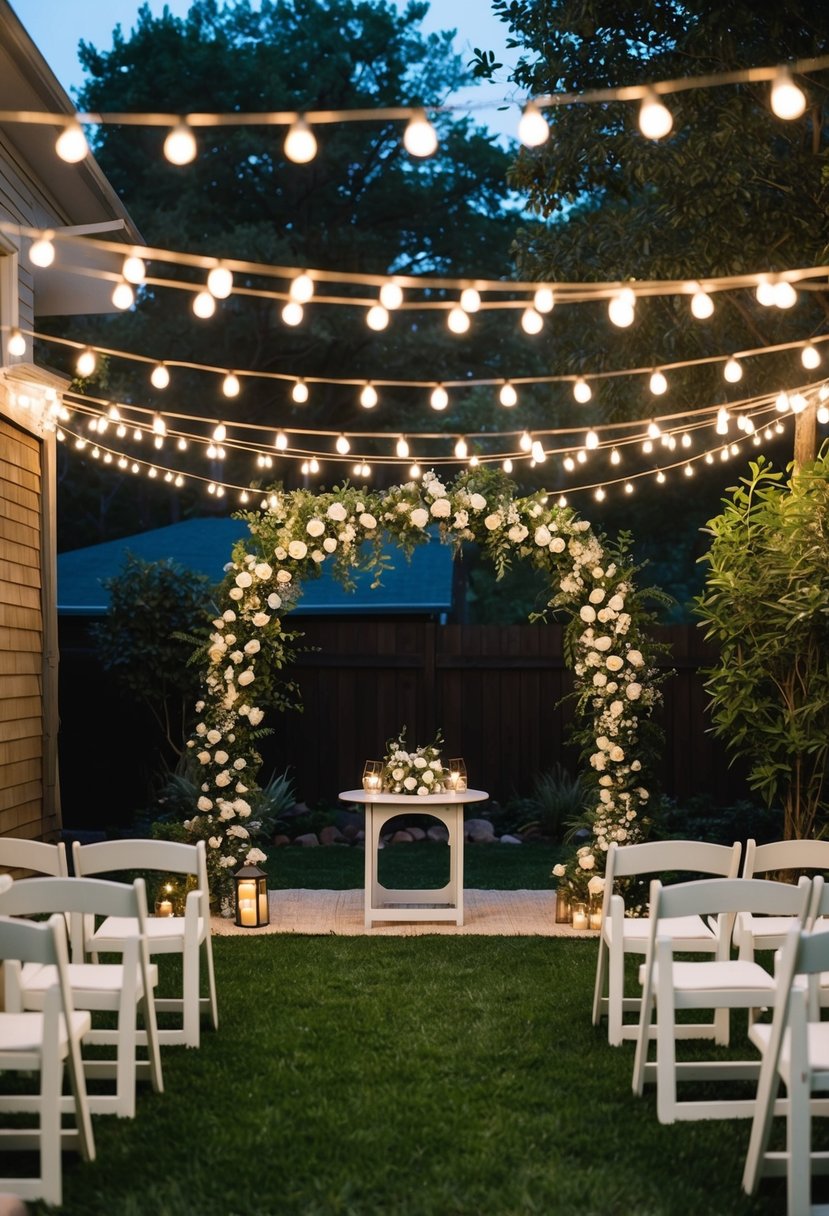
(563, 456, 575, 472)
(521, 307, 543, 335)
(755, 276, 776, 306)
(396, 436, 410, 459)
(818, 404, 829, 424)
(75, 348, 96, 377)
(163, 123, 197, 165)
(360, 382, 378, 409)
(533, 286, 555, 314)
(430, 384, 449, 411)
(638, 90, 673, 139)
(447, 306, 471, 334)
(7, 328, 25, 358)
(802, 343, 821, 369)
(642, 439, 653, 454)
(409, 463, 421, 479)
(723, 357, 743, 383)
(499, 382, 518, 407)
(284, 118, 317, 163)
(152, 413, 166, 436)
(531, 440, 546, 463)
(336, 434, 350, 455)
(608, 289, 636, 328)
(519, 431, 532, 452)
(577, 449, 587, 464)
(681, 432, 692, 448)
(281, 301, 304, 326)
(460, 287, 481, 313)
(770, 68, 806, 120)
(690, 287, 714, 318)
(649, 370, 668, 396)
(193, 290, 216, 319)
(222, 373, 240, 398)
(309, 458, 320, 474)
(790, 393, 807, 414)
(28, 235, 55, 267)
(518, 102, 549, 147)
(557, 494, 567, 508)
(684, 463, 694, 477)
(55, 120, 89, 163)
(212, 422, 227, 443)
(275, 430, 288, 450)
(207, 265, 233, 298)
(585, 429, 599, 450)
(380, 282, 403, 310)
(122, 254, 146, 284)
(150, 363, 170, 389)
(290, 273, 315, 303)
(291, 379, 309, 404)
(403, 110, 438, 157)
(624, 481, 634, 494)
(647, 420, 661, 439)
(716, 407, 730, 435)
(112, 281, 134, 310)
(177, 437, 187, 450)
(773, 280, 797, 309)
(595, 486, 606, 502)
(573, 377, 592, 403)
(656, 470, 666, 483)
(366, 304, 389, 331)
(610, 448, 621, 465)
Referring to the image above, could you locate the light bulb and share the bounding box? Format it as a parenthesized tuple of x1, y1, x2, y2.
(585, 429, 599, 450)
(309, 458, 320, 474)
(7, 328, 25, 358)
(499, 382, 518, 407)
(163, 123, 197, 165)
(152, 413, 166, 436)
(207, 265, 233, 298)
(684, 463, 694, 477)
(336, 434, 350, 455)
(122, 254, 146, 284)
(177, 436, 187, 450)
(366, 304, 389, 331)
(716, 407, 730, 434)
(638, 90, 673, 139)
(112, 281, 134, 310)
(642, 440, 653, 454)
(212, 422, 227, 443)
(533, 286, 555, 313)
(563, 456, 575, 472)
(610, 448, 621, 465)
(755, 276, 776, 306)
(518, 102, 550, 147)
(502, 458, 513, 473)
(291, 379, 309, 404)
(573, 377, 592, 403)
(192, 290, 216, 319)
(275, 430, 288, 451)
(790, 393, 807, 414)
(380, 282, 403, 310)
(290, 273, 315, 303)
(409, 463, 421, 479)
(647, 419, 662, 439)
(55, 120, 89, 163)
(649, 370, 668, 396)
(521, 307, 543, 335)
(454, 436, 468, 460)
(531, 440, 546, 463)
(770, 68, 806, 120)
(28, 235, 55, 267)
(595, 486, 606, 502)
(818, 404, 829, 424)
(802, 343, 821, 369)
(222, 373, 240, 398)
(403, 110, 438, 157)
(690, 288, 714, 319)
(396, 436, 410, 459)
(447, 305, 470, 334)
(360, 382, 378, 409)
(150, 363, 170, 389)
(773, 280, 797, 309)
(681, 432, 692, 448)
(460, 287, 481, 313)
(519, 431, 532, 452)
(281, 301, 303, 326)
(75, 348, 96, 377)
(656, 470, 666, 483)
(284, 118, 317, 163)
(624, 481, 634, 494)
(723, 357, 743, 383)
(430, 384, 448, 411)
(608, 289, 635, 328)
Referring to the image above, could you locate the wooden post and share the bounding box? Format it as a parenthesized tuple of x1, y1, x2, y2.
(793, 401, 817, 470)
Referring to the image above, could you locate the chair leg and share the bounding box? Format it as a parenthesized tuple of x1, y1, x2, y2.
(182, 947, 200, 1048)
(40, 1030, 63, 1206)
(607, 940, 626, 1046)
(787, 1070, 811, 1215)
(204, 938, 219, 1032)
(742, 1054, 782, 1195)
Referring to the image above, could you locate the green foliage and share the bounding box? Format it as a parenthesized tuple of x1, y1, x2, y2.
(251, 767, 298, 838)
(90, 554, 215, 761)
(695, 448, 829, 838)
(651, 793, 783, 849)
(515, 764, 589, 841)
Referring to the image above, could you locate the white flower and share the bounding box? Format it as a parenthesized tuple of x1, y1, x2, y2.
(197, 751, 211, 765)
(579, 605, 597, 623)
(252, 613, 270, 628)
(589, 588, 605, 604)
(323, 537, 337, 553)
(484, 513, 502, 530)
(549, 536, 566, 553)
(578, 853, 596, 871)
(392, 767, 405, 781)
(208, 836, 222, 849)
(254, 562, 272, 580)
(430, 498, 451, 518)
(413, 756, 427, 768)
(275, 546, 287, 560)
(627, 649, 645, 667)
(409, 507, 429, 528)
(359, 512, 377, 529)
(229, 587, 243, 601)
(230, 651, 244, 664)
(276, 570, 292, 585)
(626, 682, 642, 700)
(236, 782, 249, 794)
(195, 723, 207, 736)
(327, 502, 348, 522)
(248, 707, 264, 726)
(587, 875, 605, 896)
(311, 550, 324, 563)
(403, 776, 417, 790)
(469, 493, 487, 511)
(534, 525, 551, 547)
(207, 729, 221, 744)
(606, 655, 624, 671)
(306, 518, 325, 537)
(267, 593, 282, 610)
(214, 749, 229, 765)
(599, 775, 613, 787)
(593, 636, 612, 652)
(220, 856, 237, 868)
(215, 771, 232, 788)
(288, 540, 308, 560)
(222, 612, 236, 623)
(609, 700, 624, 718)
(235, 571, 252, 589)
(552, 863, 566, 878)
(197, 796, 213, 811)
(608, 594, 625, 611)
(246, 848, 267, 866)
(422, 769, 434, 784)
(227, 824, 249, 839)
(508, 524, 528, 543)
(593, 672, 607, 687)
(238, 669, 255, 687)
(609, 746, 625, 762)
(233, 758, 247, 770)
(220, 805, 235, 820)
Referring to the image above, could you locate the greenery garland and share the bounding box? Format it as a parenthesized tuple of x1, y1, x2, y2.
(181, 467, 666, 901)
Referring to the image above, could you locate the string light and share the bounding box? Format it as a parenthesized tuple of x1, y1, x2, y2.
(610, 448, 621, 465)
(150, 363, 170, 389)
(151, 413, 166, 436)
(690, 286, 715, 319)
(521, 307, 543, 335)
(289, 273, 315, 303)
(585, 429, 599, 450)
(801, 343, 821, 369)
(638, 90, 673, 139)
(531, 440, 546, 462)
(594, 486, 606, 502)
(517, 102, 550, 147)
(55, 120, 89, 163)
(275, 430, 288, 451)
(163, 122, 197, 165)
(647, 420, 661, 439)
(75, 347, 96, 377)
(222, 373, 240, 398)
(360, 382, 378, 409)
(533, 286, 555, 314)
(309, 458, 320, 474)
(291, 379, 309, 404)
(281, 301, 303, 326)
(207, 265, 233, 298)
(379, 281, 404, 310)
(454, 436, 468, 460)
(624, 481, 634, 494)
(409, 463, 421, 479)
(499, 382, 518, 407)
(403, 109, 438, 157)
(28, 234, 55, 267)
(396, 436, 410, 459)
(335, 434, 350, 455)
(122, 254, 147, 284)
(774, 280, 797, 309)
(755, 276, 776, 306)
(430, 384, 449, 411)
(212, 422, 227, 442)
(573, 377, 592, 403)
(723, 356, 743, 383)
(770, 68, 807, 120)
(112, 281, 135, 310)
(460, 287, 481, 313)
(283, 118, 317, 163)
(366, 304, 389, 331)
(7, 328, 25, 357)
(519, 431, 532, 452)
(649, 370, 668, 396)
(502, 458, 513, 473)
(608, 289, 635, 328)
(192, 290, 216, 319)
(447, 305, 470, 334)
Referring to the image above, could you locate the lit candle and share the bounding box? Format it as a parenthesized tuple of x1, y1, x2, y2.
(589, 909, 603, 931)
(157, 899, 173, 917)
(258, 891, 268, 921)
(572, 907, 588, 930)
(240, 899, 256, 926)
(237, 880, 256, 903)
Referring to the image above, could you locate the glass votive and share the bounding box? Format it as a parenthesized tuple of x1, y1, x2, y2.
(555, 886, 572, 925)
(571, 901, 589, 930)
(362, 760, 383, 792)
(446, 758, 467, 791)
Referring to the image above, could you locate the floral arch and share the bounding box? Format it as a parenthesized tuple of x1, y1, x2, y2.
(182, 467, 663, 899)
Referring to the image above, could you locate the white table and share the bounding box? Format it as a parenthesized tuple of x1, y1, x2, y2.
(339, 789, 489, 929)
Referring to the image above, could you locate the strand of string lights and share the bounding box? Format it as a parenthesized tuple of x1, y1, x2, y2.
(2, 53, 827, 164)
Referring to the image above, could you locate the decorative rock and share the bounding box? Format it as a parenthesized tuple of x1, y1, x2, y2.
(271, 834, 291, 848)
(341, 822, 362, 841)
(0, 1195, 29, 1216)
(426, 825, 449, 843)
(319, 824, 346, 846)
(407, 825, 426, 841)
(293, 833, 319, 847)
(465, 818, 496, 843)
(391, 830, 414, 844)
(499, 834, 523, 845)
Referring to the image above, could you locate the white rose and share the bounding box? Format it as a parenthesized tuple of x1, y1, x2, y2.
(579, 605, 597, 623)
(508, 524, 528, 543)
(626, 682, 642, 700)
(227, 824, 249, 839)
(276, 570, 292, 584)
(606, 655, 624, 671)
(230, 651, 244, 664)
(609, 746, 625, 762)
(323, 537, 337, 553)
(197, 751, 211, 765)
(267, 593, 282, 610)
(359, 512, 377, 529)
(610, 700, 624, 718)
(220, 805, 235, 820)
(215, 771, 232, 788)
(274, 546, 287, 560)
(534, 525, 551, 547)
(288, 540, 308, 560)
(552, 863, 566, 878)
(578, 854, 596, 871)
(327, 502, 347, 522)
(594, 636, 612, 652)
(414, 756, 427, 768)
(430, 498, 451, 518)
(235, 571, 252, 589)
(631, 759, 642, 772)
(311, 550, 324, 563)
(404, 776, 417, 790)
(549, 536, 566, 552)
(392, 767, 405, 781)
(588, 875, 605, 896)
(229, 587, 243, 601)
(222, 611, 236, 623)
(195, 723, 207, 736)
(306, 518, 325, 537)
(246, 848, 267, 866)
(589, 588, 605, 604)
(238, 670, 255, 687)
(422, 769, 434, 784)
(593, 672, 607, 687)
(214, 750, 229, 765)
(207, 729, 221, 744)
(484, 513, 502, 530)
(252, 613, 270, 628)
(248, 708, 264, 726)
(236, 782, 249, 794)
(198, 796, 213, 811)
(609, 594, 625, 611)
(469, 493, 487, 511)
(254, 562, 272, 580)
(627, 650, 645, 667)
(410, 508, 429, 528)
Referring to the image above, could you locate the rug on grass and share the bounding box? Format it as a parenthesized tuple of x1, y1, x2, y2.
(210, 889, 596, 937)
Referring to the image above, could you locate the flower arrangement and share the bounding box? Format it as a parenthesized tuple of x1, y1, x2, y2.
(382, 726, 445, 795)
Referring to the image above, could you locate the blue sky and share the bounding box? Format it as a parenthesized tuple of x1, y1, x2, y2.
(10, 0, 522, 141)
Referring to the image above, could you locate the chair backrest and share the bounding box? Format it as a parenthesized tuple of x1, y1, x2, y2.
(743, 838, 829, 879)
(0, 837, 68, 878)
(600, 839, 742, 920)
(72, 837, 210, 916)
(0, 875, 150, 963)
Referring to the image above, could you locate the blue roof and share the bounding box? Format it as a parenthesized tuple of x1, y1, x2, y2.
(57, 517, 455, 616)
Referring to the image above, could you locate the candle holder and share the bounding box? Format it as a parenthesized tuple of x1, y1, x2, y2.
(446, 758, 467, 792)
(154, 885, 175, 917)
(571, 901, 589, 931)
(234, 863, 270, 928)
(554, 885, 572, 925)
(589, 899, 603, 931)
(362, 760, 383, 793)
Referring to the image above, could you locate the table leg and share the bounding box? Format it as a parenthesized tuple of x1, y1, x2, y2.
(364, 802, 373, 930)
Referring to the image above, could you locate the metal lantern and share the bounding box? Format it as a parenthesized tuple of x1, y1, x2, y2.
(362, 760, 383, 793)
(234, 863, 269, 928)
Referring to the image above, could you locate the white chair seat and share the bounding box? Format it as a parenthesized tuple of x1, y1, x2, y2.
(0, 1010, 91, 1052)
(736, 914, 798, 950)
(92, 914, 195, 946)
(750, 1020, 829, 1074)
(616, 914, 715, 945)
(20, 961, 158, 998)
(641, 959, 777, 993)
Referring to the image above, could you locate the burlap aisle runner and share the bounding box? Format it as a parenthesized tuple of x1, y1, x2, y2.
(210, 889, 596, 937)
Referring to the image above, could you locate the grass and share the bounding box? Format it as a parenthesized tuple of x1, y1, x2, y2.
(26, 936, 822, 1216)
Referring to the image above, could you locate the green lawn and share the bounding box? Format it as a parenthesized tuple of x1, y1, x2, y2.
(31, 936, 818, 1216)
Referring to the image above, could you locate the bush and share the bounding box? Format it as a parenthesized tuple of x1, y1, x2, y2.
(651, 793, 783, 849)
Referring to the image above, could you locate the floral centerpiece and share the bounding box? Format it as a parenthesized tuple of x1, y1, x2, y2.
(382, 727, 445, 795)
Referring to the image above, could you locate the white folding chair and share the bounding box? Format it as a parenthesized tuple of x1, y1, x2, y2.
(592, 839, 742, 1046)
(742, 921, 829, 1214)
(0, 836, 68, 877)
(632, 875, 812, 1123)
(737, 838, 829, 961)
(0, 875, 163, 1118)
(0, 910, 95, 1207)
(72, 838, 218, 1048)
